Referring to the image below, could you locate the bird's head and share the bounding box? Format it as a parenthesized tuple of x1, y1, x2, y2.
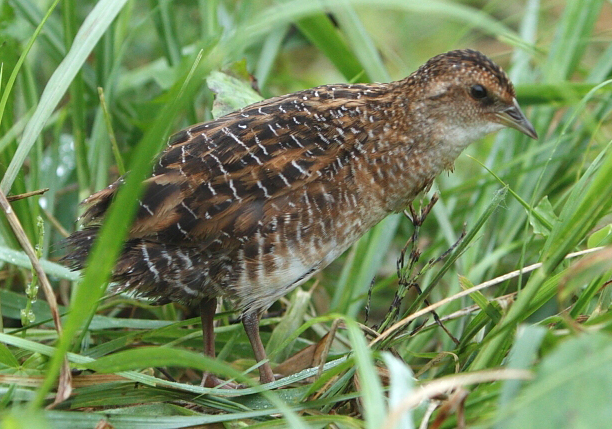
(406, 49, 537, 144)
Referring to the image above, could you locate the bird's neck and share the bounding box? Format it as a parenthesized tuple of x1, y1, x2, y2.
(357, 89, 497, 213)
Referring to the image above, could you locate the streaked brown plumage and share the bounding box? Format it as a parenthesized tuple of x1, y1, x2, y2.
(64, 49, 537, 386)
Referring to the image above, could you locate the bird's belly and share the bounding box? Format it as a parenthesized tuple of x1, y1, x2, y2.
(228, 152, 423, 312)
(232, 212, 378, 313)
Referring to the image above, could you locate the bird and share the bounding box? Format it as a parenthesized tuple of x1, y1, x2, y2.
(63, 49, 538, 387)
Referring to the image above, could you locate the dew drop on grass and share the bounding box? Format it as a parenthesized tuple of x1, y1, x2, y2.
(20, 309, 35, 325)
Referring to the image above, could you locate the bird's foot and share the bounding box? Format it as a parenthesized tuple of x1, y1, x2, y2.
(200, 372, 282, 388)
(201, 373, 241, 389)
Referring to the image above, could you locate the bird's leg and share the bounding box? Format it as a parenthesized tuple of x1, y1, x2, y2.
(242, 311, 275, 384)
(201, 297, 217, 359)
(199, 297, 231, 388)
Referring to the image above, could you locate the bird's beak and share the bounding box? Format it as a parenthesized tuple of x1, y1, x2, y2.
(496, 98, 538, 140)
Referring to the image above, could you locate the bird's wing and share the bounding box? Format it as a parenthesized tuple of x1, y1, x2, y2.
(80, 83, 390, 246)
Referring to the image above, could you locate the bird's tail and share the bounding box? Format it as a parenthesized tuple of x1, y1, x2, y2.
(61, 227, 99, 270)
(62, 228, 213, 306)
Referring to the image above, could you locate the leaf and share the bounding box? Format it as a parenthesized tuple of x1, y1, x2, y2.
(346, 319, 386, 428)
(558, 247, 612, 303)
(0, 289, 173, 331)
(501, 333, 612, 429)
(459, 275, 502, 323)
(587, 224, 612, 248)
(207, 70, 263, 119)
(0, 0, 130, 194)
(81, 347, 308, 426)
(407, 186, 508, 316)
(1, 407, 49, 429)
(528, 196, 558, 237)
(0, 343, 20, 368)
(516, 82, 612, 105)
(102, 403, 201, 416)
(274, 331, 334, 377)
(333, 2, 390, 82)
(293, 13, 367, 82)
(0, 246, 78, 281)
(266, 288, 312, 363)
(383, 352, 415, 429)
(34, 50, 211, 407)
(498, 325, 547, 409)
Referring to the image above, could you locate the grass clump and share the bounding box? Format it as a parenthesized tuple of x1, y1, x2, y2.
(1, 0, 612, 427)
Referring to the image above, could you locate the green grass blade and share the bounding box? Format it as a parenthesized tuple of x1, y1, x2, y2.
(334, 1, 390, 82)
(294, 14, 367, 82)
(1, 0, 129, 195)
(346, 318, 386, 429)
(0, 0, 60, 133)
(0, 246, 78, 281)
(30, 48, 207, 409)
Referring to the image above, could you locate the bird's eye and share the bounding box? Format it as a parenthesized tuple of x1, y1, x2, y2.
(470, 84, 488, 100)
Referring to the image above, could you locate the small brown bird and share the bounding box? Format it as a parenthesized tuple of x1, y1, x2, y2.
(64, 49, 537, 386)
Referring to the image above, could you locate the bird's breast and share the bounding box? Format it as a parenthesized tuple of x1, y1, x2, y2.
(231, 176, 383, 311)
(228, 138, 443, 311)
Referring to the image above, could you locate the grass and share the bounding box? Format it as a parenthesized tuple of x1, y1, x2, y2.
(1, 0, 612, 427)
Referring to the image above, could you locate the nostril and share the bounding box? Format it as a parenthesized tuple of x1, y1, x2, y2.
(505, 107, 524, 121)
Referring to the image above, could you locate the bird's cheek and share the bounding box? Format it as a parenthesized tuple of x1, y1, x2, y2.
(426, 81, 450, 100)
